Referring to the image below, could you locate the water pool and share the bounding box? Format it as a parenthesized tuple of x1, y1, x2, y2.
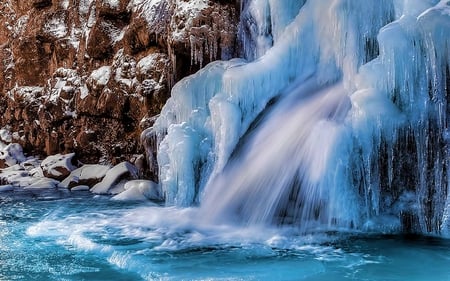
(1, 190, 450, 281)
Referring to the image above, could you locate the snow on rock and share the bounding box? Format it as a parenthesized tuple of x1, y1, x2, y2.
(101, 0, 120, 9)
(112, 180, 161, 201)
(0, 165, 34, 187)
(61, 0, 70, 9)
(44, 16, 68, 39)
(90, 162, 139, 195)
(136, 53, 164, 77)
(129, 0, 165, 27)
(0, 128, 12, 143)
(0, 143, 26, 168)
(47, 68, 81, 105)
(59, 164, 111, 189)
(40, 153, 77, 181)
(170, 0, 209, 44)
(7, 86, 44, 103)
(20, 158, 41, 171)
(112, 49, 137, 89)
(29, 167, 45, 178)
(87, 66, 112, 92)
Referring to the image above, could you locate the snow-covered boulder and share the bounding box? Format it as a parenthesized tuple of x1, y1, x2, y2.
(112, 180, 162, 201)
(0, 143, 27, 168)
(41, 153, 77, 181)
(0, 164, 34, 187)
(59, 164, 111, 189)
(20, 158, 41, 171)
(90, 162, 139, 195)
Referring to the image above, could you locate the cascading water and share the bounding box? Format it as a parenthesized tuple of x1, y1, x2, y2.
(151, 0, 450, 236)
(200, 79, 357, 232)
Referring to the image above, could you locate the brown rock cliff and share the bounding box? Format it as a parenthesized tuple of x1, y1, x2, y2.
(0, 0, 239, 177)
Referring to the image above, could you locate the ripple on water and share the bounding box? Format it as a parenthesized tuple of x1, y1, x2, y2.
(2, 193, 450, 280)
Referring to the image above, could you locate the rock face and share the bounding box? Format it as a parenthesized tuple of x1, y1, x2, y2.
(0, 0, 239, 171)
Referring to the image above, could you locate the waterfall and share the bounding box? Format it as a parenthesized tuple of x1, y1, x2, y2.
(200, 79, 358, 232)
(152, 0, 450, 235)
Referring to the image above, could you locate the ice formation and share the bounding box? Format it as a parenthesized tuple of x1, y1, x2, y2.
(152, 0, 450, 235)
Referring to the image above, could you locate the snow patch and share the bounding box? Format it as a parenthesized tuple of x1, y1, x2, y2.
(89, 66, 112, 87)
(0, 143, 26, 167)
(61, 0, 70, 9)
(103, 0, 119, 8)
(137, 53, 159, 74)
(7, 86, 44, 103)
(0, 128, 12, 143)
(44, 17, 68, 39)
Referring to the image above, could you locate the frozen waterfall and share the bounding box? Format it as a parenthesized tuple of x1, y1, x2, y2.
(149, 0, 450, 235)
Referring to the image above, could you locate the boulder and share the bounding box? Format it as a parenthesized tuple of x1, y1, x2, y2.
(0, 143, 27, 169)
(112, 180, 162, 201)
(59, 164, 111, 189)
(0, 164, 33, 187)
(41, 153, 77, 181)
(90, 161, 139, 194)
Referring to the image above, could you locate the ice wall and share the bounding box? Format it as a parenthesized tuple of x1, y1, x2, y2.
(350, 0, 450, 234)
(152, 0, 450, 235)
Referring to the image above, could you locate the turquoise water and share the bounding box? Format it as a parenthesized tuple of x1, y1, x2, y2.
(1, 190, 450, 281)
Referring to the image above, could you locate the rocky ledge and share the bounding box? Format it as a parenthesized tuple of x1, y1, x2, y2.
(0, 146, 163, 201)
(0, 0, 239, 177)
